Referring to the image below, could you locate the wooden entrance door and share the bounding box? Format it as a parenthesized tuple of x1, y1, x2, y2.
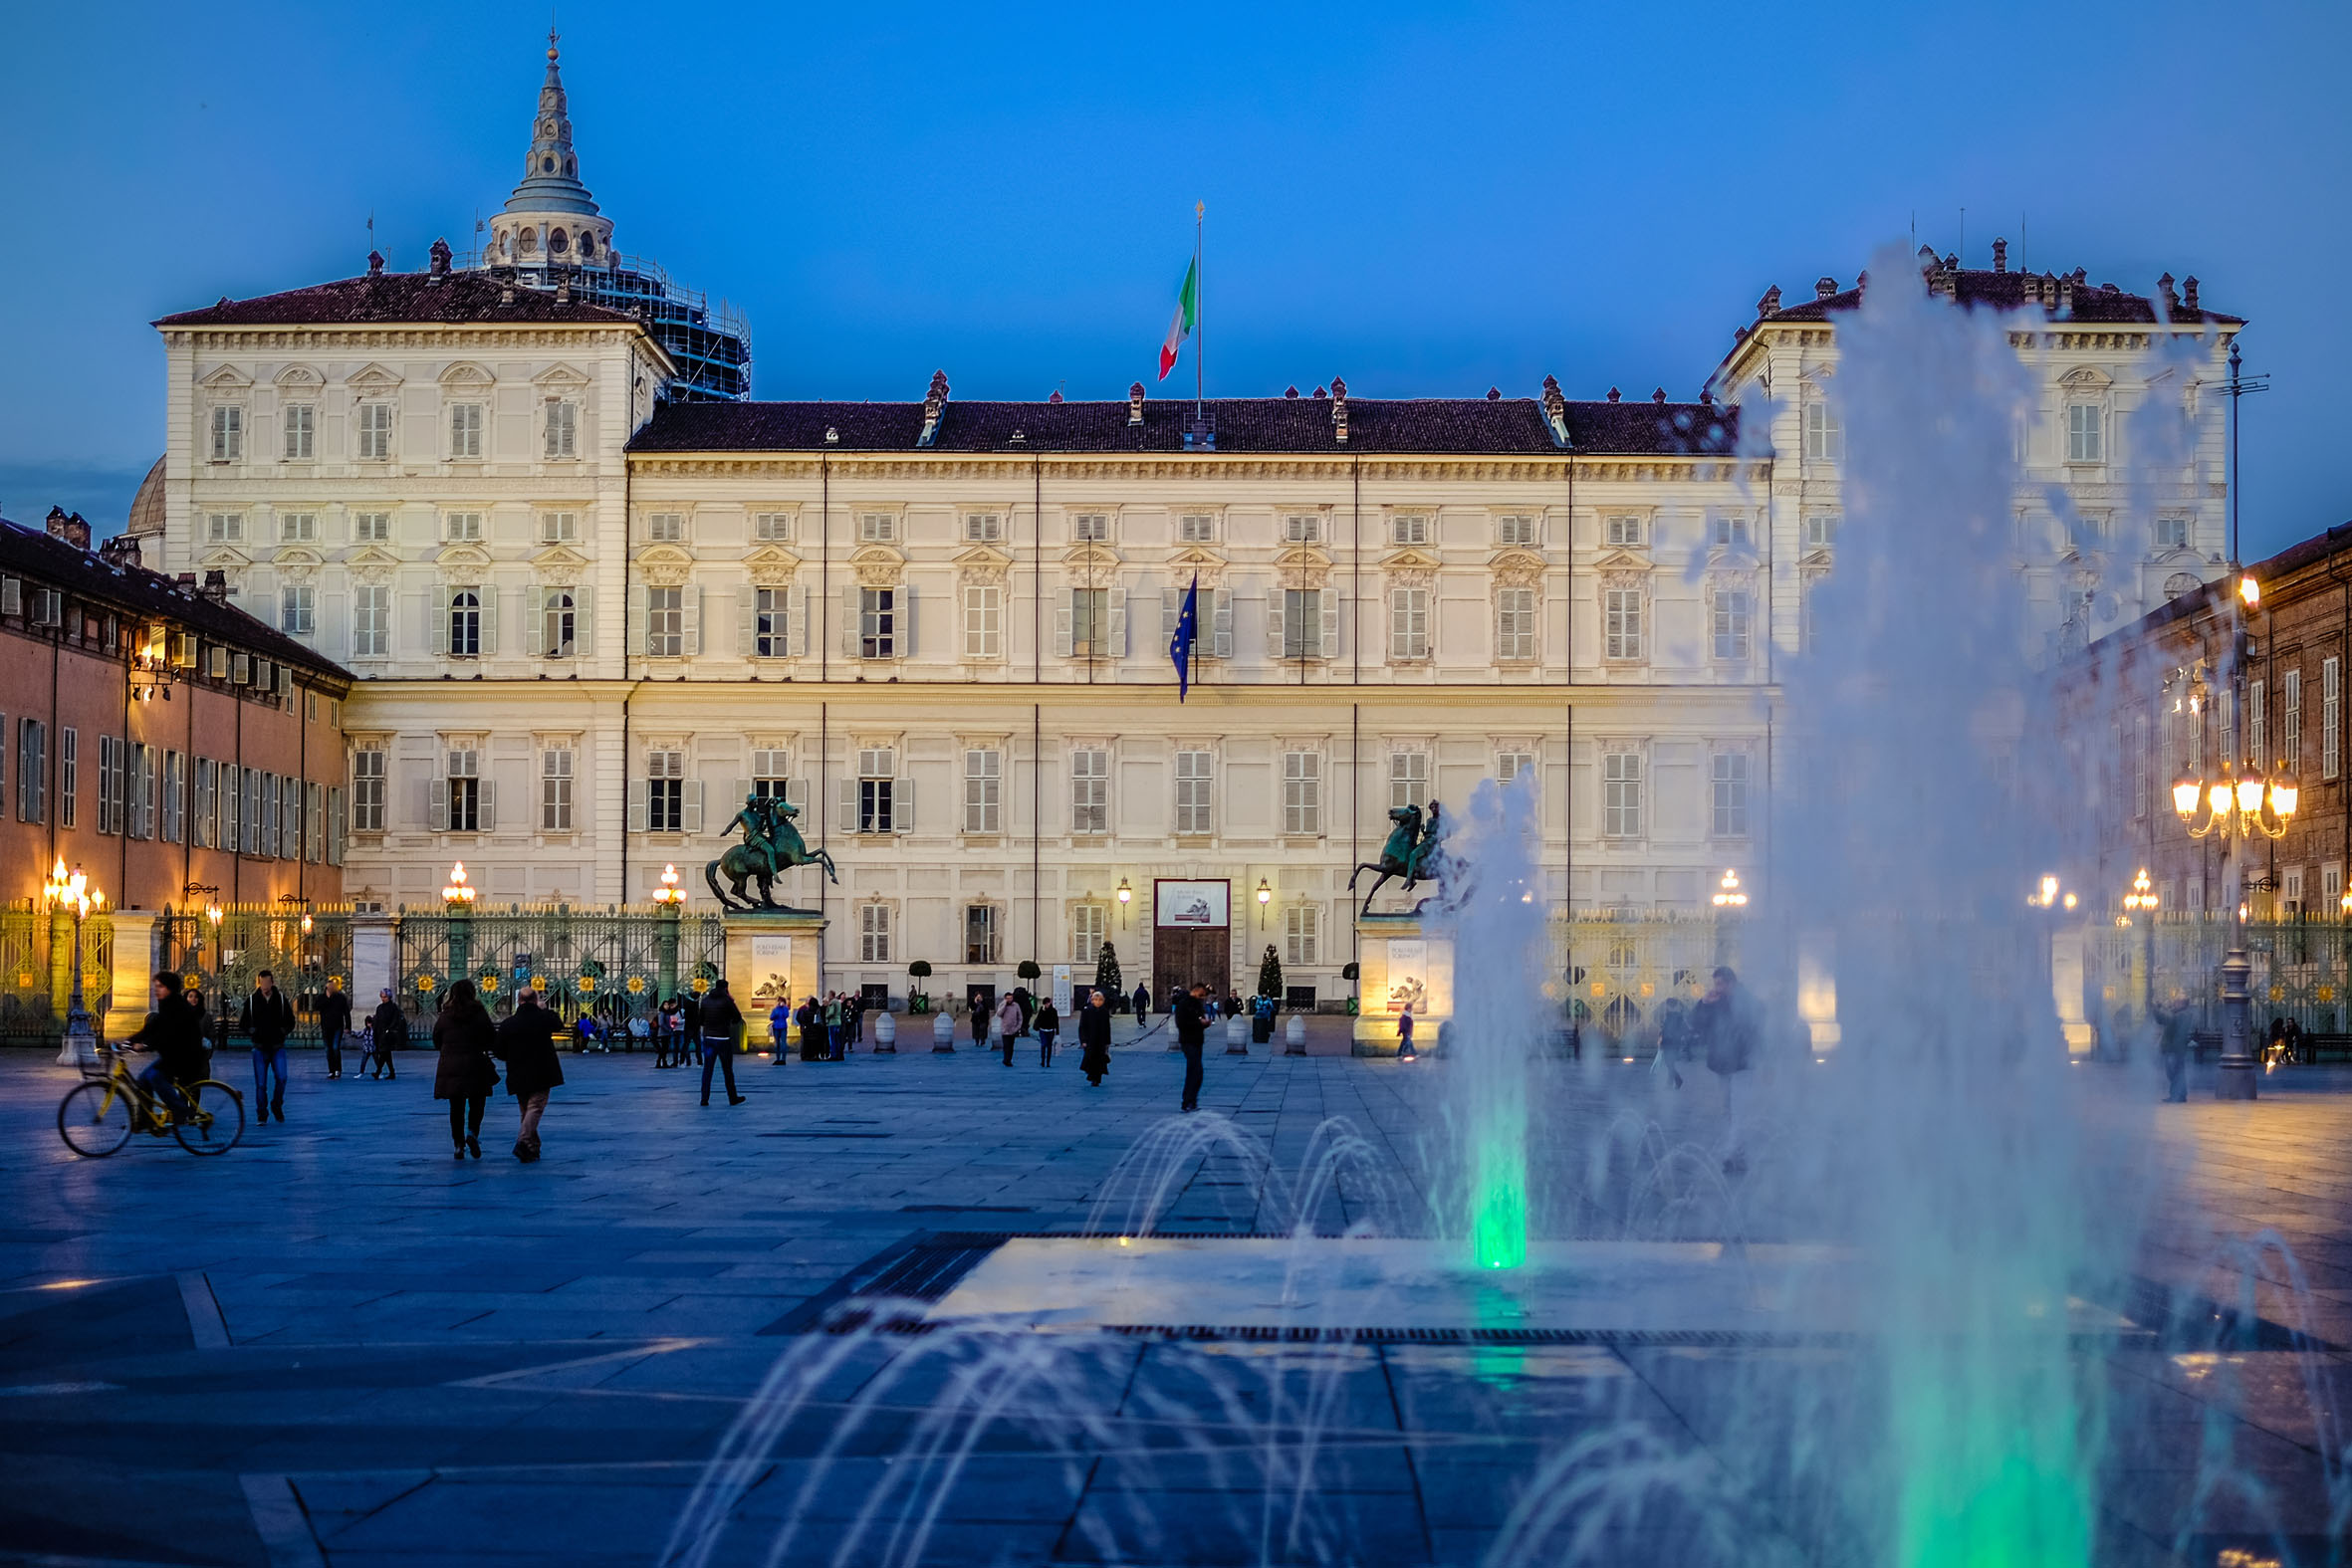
(1153, 924, 1230, 1001)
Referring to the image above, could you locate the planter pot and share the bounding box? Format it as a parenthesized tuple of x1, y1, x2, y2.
(1224, 1014, 1250, 1054)
(874, 1012, 898, 1053)
(932, 1011, 956, 1052)
(1285, 1013, 1307, 1054)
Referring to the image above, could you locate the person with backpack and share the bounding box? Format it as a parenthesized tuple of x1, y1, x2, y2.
(698, 979, 748, 1106)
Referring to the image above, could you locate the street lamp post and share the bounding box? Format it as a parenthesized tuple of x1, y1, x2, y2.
(652, 863, 686, 1000)
(441, 861, 478, 986)
(2122, 869, 2159, 1047)
(1711, 869, 1748, 967)
(1256, 878, 1273, 930)
(45, 860, 104, 1067)
(2174, 579, 2296, 1100)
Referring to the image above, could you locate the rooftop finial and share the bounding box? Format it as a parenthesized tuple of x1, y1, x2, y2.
(548, 25, 560, 62)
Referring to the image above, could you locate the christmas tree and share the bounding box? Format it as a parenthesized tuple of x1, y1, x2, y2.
(1094, 941, 1122, 998)
(1258, 944, 1283, 1001)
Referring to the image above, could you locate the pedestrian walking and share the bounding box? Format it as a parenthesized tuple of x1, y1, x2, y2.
(367, 989, 406, 1078)
(768, 997, 793, 1062)
(242, 970, 297, 1123)
(1173, 983, 1210, 1111)
(1079, 990, 1113, 1085)
(1396, 1006, 1417, 1061)
(2156, 994, 2195, 1103)
(821, 994, 842, 1060)
(997, 992, 1024, 1066)
(1035, 998, 1060, 1066)
(653, 998, 679, 1068)
(1653, 998, 1690, 1090)
(1691, 966, 1760, 1172)
(319, 981, 353, 1080)
(699, 979, 748, 1106)
(1132, 983, 1151, 1021)
(431, 980, 499, 1160)
(493, 988, 565, 1162)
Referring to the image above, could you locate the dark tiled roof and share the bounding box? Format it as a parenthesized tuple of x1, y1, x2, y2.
(155, 270, 639, 329)
(628, 394, 1739, 458)
(0, 517, 353, 687)
(1758, 267, 2241, 328)
(2090, 523, 2352, 652)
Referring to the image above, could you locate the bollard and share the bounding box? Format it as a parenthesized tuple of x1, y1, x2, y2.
(1285, 1012, 1307, 1055)
(932, 1011, 956, 1052)
(874, 1011, 897, 1053)
(1225, 1014, 1250, 1055)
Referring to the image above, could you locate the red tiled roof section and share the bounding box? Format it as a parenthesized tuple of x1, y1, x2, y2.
(630, 395, 1741, 458)
(155, 271, 638, 329)
(1758, 267, 2242, 328)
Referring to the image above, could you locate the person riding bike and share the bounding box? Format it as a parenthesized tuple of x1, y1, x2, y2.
(126, 973, 207, 1123)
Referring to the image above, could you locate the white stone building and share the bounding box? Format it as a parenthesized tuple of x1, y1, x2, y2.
(135, 39, 2245, 1008)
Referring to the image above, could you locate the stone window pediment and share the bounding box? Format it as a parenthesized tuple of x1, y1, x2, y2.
(273, 365, 323, 390)
(1059, 542, 1123, 573)
(532, 362, 591, 389)
(530, 544, 590, 578)
(438, 361, 495, 388)
(197, 545, 253, 571)
(272, 548, 325, 578)
(347, 361, 403, 393)
(1488, 547, 1545, 585)
(1167, 545, 1228, 575)
(745, 544, 805, 583)
(1275, 544, 1333, 571)
(952, 543, 1016, 574)
(346, 544, 402, 569)
(2059, 365, 2114, 392)
(1592, 550, 1652, 576)
(849, 542, 906, 587)
(1380, 546, 1442, 573)
(635, 544, 694, 585)
(198, 365, 253, 390)
(435, 543, 493, 570)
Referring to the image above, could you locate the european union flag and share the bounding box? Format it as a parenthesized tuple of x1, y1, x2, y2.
(1170, 573, 1200, 701)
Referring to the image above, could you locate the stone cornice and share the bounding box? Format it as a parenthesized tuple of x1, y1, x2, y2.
(626, 453, 1760, 486)
(163, 324, 639, 353)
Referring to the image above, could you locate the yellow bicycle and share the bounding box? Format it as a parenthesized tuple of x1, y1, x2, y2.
(57, 1042, 245, 1157)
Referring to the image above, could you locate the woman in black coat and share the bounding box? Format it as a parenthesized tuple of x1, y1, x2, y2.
(431, 981, 499, 1159)
(493, 989, 566, 1162)
(1077, 990, 1113, 1087)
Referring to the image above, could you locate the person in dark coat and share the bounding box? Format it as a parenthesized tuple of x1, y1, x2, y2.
(431, 980, 499, 1159)
(1691, 967, 1760, 1171)
(1173, 984, 1210, 1112)
(493, 988, 566, 1162)
(1132, 983, 1150, 1021)
(1078, 990, 1113, 1086)
(698, 979, 748, 1106)
(128, 973, 206, 1121)
(367, 989, 406, 1078)
(1035, 998, 1060, 1066)
(317, 983, 353, 1080)
(2156, 994, 2196, 1103)
(242, 970, 298, 1123)
(797, 996, 823, 1062)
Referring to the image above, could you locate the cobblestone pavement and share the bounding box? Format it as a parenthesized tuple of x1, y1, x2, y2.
(0, 1037, 2345, 1567)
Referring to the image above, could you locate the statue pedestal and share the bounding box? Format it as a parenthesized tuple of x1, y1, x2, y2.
(1352, 911, 1454, 1056)
(723, 910, 825, 1020)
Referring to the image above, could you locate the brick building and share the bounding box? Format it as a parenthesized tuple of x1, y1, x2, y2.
(2070, 522, 2352, 920)
(0, 508, 355, 917)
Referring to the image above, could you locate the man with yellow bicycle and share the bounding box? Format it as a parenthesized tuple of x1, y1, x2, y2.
(127, 973, 207, 1125)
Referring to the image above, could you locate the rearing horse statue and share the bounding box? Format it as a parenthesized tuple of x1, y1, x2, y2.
(1348, 803, 1427, 917)
(706, 794, 838, 911)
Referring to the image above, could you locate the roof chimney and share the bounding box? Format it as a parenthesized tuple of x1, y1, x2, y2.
(2182, 275, 2200, 312)
(428, 237, 452, 278)
(2058, 271, 2076, 312)
(554, 275, 571, 305)
(918, 370, 951, 447)
(1329, 376, 1348, 443)
(1127, 381, 1146, 425)
(1047, 389, 1062, 403)
(1815, 276, 1837, 301)
(45, 507, 91, 551)
(1606, 386, 1620, 403)
(1311, 385, 1326, 399)
(500, 285, 515, 305)
(1992, 237, 2007, 273)
(1652, 387, 1667, 406)
(100, 534, 141, 569)
(175, 571, 197, 593)
(200, 568, 229, 603)
(366, 249, 384, 277)
(1284, 385, 1298, 399)
(1757, 285, 1782, 319)
(1540, 375, 1569, 447)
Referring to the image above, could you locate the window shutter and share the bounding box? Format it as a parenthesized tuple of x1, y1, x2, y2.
(737, 589, 756, 654)
(729, 778, 751, 813)
(628, 584, 647, 660)
(791, 585, 810, 656)
(479, 585, 498, 655)
(478, 779, 497, 832)
(682, 585, 702, 655)
(573, 583, 593, 658)
(1160, 587, 1180, 648)
(627, 779, 648, 832)
(1107, 587, 1127, 656)
(789, 778, 813, 819)
(1319, 590, 1340, 659)
(1055, 589, 1074, 658)
(1212, 589, 1234, 659)
(431, 594, 450, 656)
(841, 584, 860, 659)
(428, 778, 449, 831)
(895, 777, 914, 833)
(682, 779, 705, 833)
(1268, 592, 1288, 660)
(897, 584, 915, 657)
(527, 586, 545, 653)
(837, 775, 858, 832)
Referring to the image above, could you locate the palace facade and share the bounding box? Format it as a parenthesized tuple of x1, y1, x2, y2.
(134, 38, 2246, 1007)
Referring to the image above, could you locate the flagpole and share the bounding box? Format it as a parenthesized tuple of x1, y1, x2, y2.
(1194, 200, 1205, 419)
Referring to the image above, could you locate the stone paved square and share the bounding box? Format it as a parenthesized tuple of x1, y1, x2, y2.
(2, 1034, 2347, 1566)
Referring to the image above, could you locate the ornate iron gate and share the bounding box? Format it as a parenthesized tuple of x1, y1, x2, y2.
(0, 903, 114, 1045)
(393, 906, 723, 1038)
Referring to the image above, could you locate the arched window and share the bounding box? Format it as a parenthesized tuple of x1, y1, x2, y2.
(449, 591, 481, 658)
(518, 228, 538, 254)
(550, 228, 569, 254)
(542, 155, 556, 173)
(578, 232, 595, 261)
(543, 590, 576, 658)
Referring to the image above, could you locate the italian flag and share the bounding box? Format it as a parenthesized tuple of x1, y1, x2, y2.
(1158, 257, 1198, 380)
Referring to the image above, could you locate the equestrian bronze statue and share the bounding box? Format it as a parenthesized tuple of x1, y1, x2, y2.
(706, 793, 838, 912)
(1347, 800, 1452, 916)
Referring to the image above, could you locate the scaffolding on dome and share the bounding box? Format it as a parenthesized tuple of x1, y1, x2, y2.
(460, 248, 751, 401)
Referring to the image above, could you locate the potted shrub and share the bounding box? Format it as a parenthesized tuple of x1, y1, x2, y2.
(1341, 960, 1360, 1016)
(907, 959, 933, 1014)
(1017, 959, 1043, 983)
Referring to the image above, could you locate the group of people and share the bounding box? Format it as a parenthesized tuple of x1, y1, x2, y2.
(769, 992, 869, 1062)
(426, 980, 570, 1159)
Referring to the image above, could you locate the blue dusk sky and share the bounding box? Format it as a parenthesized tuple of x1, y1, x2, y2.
(1, 1, 2346, 559)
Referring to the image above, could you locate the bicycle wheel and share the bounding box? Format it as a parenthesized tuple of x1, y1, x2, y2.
(58, 1080, 133, 1157)
(173, 1081, 245, 1156)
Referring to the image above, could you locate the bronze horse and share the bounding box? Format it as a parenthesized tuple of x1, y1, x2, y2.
(706, 795, 838, 910)
(1348, 802, 1449, 917)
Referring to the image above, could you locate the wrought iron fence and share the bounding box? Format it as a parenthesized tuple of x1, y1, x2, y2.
(1552, 912, 1741, 1051)
(392, 906, 724, 1041)
(156, 903, 352, 1043)
(2093, 913, 2352, 1039)
(0, 903, 114, 1044)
